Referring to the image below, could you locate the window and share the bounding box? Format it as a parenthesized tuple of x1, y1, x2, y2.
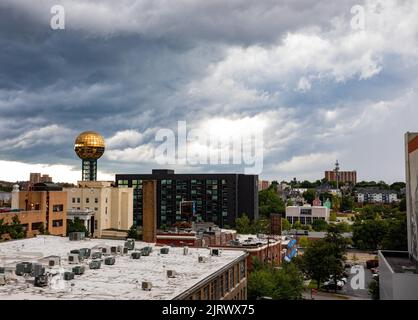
(52, 204, 64, 212)
(31, 222, 43, 230)
(86, 197, 90, 203)
(52, 219, 63, 227)
(95, 198, 98, 203)
(94, 221, 98, 230)
(105, 207, 108, 214)
(77, 198, 80, 203)
(72, 198, 75, 203)
(94, 207, 98, 212)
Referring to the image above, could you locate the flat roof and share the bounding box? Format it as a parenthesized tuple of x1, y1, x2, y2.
(380, 251, 418, 274)
(0, 236, 246, 300)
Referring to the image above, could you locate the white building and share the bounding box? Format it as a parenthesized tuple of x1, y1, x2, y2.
(64, 181, 133, 238)
(356, 188, 399, 204)
(379, 133, 418, 300)
(285, 205, 330, 225)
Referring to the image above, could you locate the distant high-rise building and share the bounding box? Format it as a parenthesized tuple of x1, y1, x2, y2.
(324, 161, 357, 185)
(29, 173, 41, 184)
(116, 169, 259, 228)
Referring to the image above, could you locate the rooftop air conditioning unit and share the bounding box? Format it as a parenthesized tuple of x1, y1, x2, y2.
(104, 257, 115, 265)
(123, 247, 129, 254)
(48, 257, 61, 267)
(72, 265, 85, 275)
(91, 251, 102, 259)
(15, 262, 33, 276)
(0, 275, 6, 286)
(101, 247, 111, 255)
(210, 249, 221, 256)
(183, 246, 189, 256)
(89, 260, 101, 270)
(198, 256, 208, 263)
(32, 264, 45, 277)
(69, 232, 85, 241)
(131, 252, 141, 259)
(68, 254, 80, 264)
(0, 267, 5, 274)
(160, 247, 169, 254)
(142, 281, 152, 291)
(34, 275, 48, 287)
(64, 271, 75, 281)
(125, 239, 135, 250)
(111, 246, 118, 254)
(167, 270, 176, 278)
(79, 248, 91, 259)
(141, 247, 152, 256)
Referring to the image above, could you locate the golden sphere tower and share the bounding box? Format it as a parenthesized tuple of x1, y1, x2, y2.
(74, 131, 105, 181)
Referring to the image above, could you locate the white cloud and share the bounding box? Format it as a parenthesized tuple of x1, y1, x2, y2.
(0, 160, 114, 183)
(106, 130, 143, 149)
(275, 152, 339, 174)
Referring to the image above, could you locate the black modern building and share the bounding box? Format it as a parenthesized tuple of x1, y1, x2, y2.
(115, 169, 259, 228)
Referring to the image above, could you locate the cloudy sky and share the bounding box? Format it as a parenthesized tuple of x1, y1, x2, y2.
(0, 0, 417, 183)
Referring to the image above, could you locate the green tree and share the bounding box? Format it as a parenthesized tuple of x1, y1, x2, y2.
(352, 219, 388, 250)
(336, 221, 351, 233)
(248, 261, 303, 300)
(259, 189, 285, 216)
(302, 189, 316, 205)
(252, 217, 270, 234)
(0, 218, 8, 239)
(8, 215, 25, 239)
(369, 277, 380, 300)
(235, 214, 252, 234)
(281, 219, 291, 231)
(67, 217, 89, 237)
(293, 221, 303, 230)
(312, 219, 328, 232)
(329, 212, 337, 222)
(298, 236, 309, 248)
(127, 225, 140, 240)
(381, 214, 408, 251)
(300, 226, 347, 290)
(340, 195, 355, 212)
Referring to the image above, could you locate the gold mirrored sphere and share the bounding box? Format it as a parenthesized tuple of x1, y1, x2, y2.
(74, 131, 105, 160)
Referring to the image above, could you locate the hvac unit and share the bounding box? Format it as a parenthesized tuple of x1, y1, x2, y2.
(72, 265, 85, 275)
(131, 252, 141, 259)
(141, 247, 152, 256)
(89, 260, 101, 270)
(64, 272, 75, 281)
(101, 247, 111, 255)
(123, 247, 129, 254)
(142, 281, 152, 291)
(68, 254, 80, 264)
(210, 248, 221, 256)
(69, 232, 85, 241)
(32, 264, 45, 277)
(104, 257, 115, 265)
(91, 251, 102, 259)
(48, 257, 61, 267)
(110, 246, 118, 254)
(198, 256, 208, 263)
(167, 270, 176, 278)
(0, 275, 5, 286)
(34, 275, 48, 287)
(0, 267, 5, 274)
(124, 239, 135, 250)
(183, 246, 189, 256)
(15, 262, 33, 276)
(160, 247, 169, 254)
(79, 248, 91, 259)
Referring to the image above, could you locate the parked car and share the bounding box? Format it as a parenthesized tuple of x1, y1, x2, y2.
(322, 281, 344, 291)
(366, 260, 379, 269)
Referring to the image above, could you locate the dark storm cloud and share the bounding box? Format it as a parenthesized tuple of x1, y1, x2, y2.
(1, 0, 418, 182)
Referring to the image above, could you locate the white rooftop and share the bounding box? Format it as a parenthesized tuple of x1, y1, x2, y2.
(0, 236, 246, 300)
